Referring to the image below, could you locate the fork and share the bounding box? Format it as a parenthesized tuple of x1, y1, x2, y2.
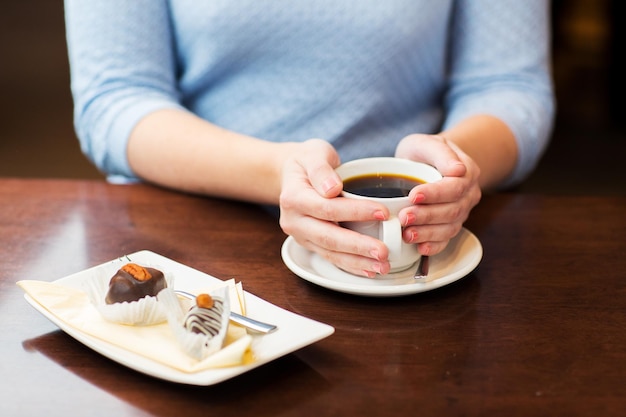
(175, 290, 277, 334)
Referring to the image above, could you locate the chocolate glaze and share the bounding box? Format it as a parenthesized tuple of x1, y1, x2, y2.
(184, 298, 225, 337)
(104, 266, 166, 304)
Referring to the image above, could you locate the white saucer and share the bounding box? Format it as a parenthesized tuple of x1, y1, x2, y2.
(281, 228, 482, 297)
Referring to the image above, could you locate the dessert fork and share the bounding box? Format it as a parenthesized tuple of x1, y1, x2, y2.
(175, 290, 277, 334)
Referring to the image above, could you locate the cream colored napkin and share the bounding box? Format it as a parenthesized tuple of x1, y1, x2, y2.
(17, 279, 253, 373)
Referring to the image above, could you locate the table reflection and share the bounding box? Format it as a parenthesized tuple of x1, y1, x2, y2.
(22, 330, 330, 417)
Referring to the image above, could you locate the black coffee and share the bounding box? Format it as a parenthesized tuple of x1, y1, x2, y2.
(343, 173, 424, 198)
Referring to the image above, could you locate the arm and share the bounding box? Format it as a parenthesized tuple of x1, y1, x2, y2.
(66, 0, 294, 203)
(442, 115, 517, 191)
(442, 0, 555, 188)
(65, 0, 185, 181)
(394, 0, 555, 256)
(132, 111, 395, 278)
(65, 0, 392, 278)
(127, 109, 295, 204)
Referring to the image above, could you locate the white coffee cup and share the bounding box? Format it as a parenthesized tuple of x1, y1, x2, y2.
(336, 157, 443, 273)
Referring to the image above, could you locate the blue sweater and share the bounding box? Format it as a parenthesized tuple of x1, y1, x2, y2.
(65, 0, 554, 186)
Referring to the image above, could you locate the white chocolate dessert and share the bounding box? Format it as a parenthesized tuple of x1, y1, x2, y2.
(157, 286, 233, 361)
(183, 293, 224, 337)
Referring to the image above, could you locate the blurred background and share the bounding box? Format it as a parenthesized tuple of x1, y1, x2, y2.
(1, 0, 624, 194)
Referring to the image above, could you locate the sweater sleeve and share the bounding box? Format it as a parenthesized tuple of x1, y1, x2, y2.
(443, 0, 555, 187)
(65, 0, 186, 181)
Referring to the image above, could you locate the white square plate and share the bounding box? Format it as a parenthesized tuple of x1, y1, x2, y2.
(23, 250, 335, 385)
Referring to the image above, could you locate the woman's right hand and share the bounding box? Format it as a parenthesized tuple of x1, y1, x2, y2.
(278, 139, 393, 277)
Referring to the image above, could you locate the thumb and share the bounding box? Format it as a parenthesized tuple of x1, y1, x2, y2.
(312, 166, 343, 198)
(302, 139, 343, 198)
(396, 134, 466, 178)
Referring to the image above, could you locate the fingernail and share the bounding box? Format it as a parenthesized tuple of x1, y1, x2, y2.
(412, 193, 426, 204)
(403, 212, 415, 226)
(371, 263, 383, 275)
(321, 178, 339, 194)
(374, 210, 386, 220)
(369, 249, 381, 260)
(375, 262, 390, 275)
(362, 270, 376, 278)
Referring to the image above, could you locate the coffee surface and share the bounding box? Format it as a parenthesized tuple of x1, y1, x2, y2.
(343, 173, 424, 198)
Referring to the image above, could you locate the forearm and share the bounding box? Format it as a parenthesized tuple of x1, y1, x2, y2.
(441, 115, 518, 191)
(127, 108, 297, 204)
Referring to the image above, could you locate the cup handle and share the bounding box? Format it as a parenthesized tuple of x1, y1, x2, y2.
(379, 217, 402, 261)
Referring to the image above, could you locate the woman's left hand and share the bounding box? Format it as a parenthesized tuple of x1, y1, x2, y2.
(395, 133, 482, 257)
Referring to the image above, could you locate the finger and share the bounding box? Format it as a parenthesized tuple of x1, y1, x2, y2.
(307, 241, 392, 278)
(291, 214, 388, 259)
(403, 222, 463, 246)
(298, 139, 343, 198)
(407, 177, 471, 206)
(396, 134, 466, 178)
(290, 217, 391, 277)
(401, 227, 454, 257)
(309, 164, 343, 198)
(416, 240, 450, 257)
(401, 191, 475, 230)
(281, 187, 389, 224)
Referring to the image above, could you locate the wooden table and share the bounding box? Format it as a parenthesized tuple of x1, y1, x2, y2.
(1, 178, 625, 417)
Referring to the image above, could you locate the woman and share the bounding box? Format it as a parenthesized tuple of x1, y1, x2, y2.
(64, 1, 555, 277)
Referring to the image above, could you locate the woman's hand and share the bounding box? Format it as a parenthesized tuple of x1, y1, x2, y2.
(278, 139, 394, 278)
(395, 134, 482, 257)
